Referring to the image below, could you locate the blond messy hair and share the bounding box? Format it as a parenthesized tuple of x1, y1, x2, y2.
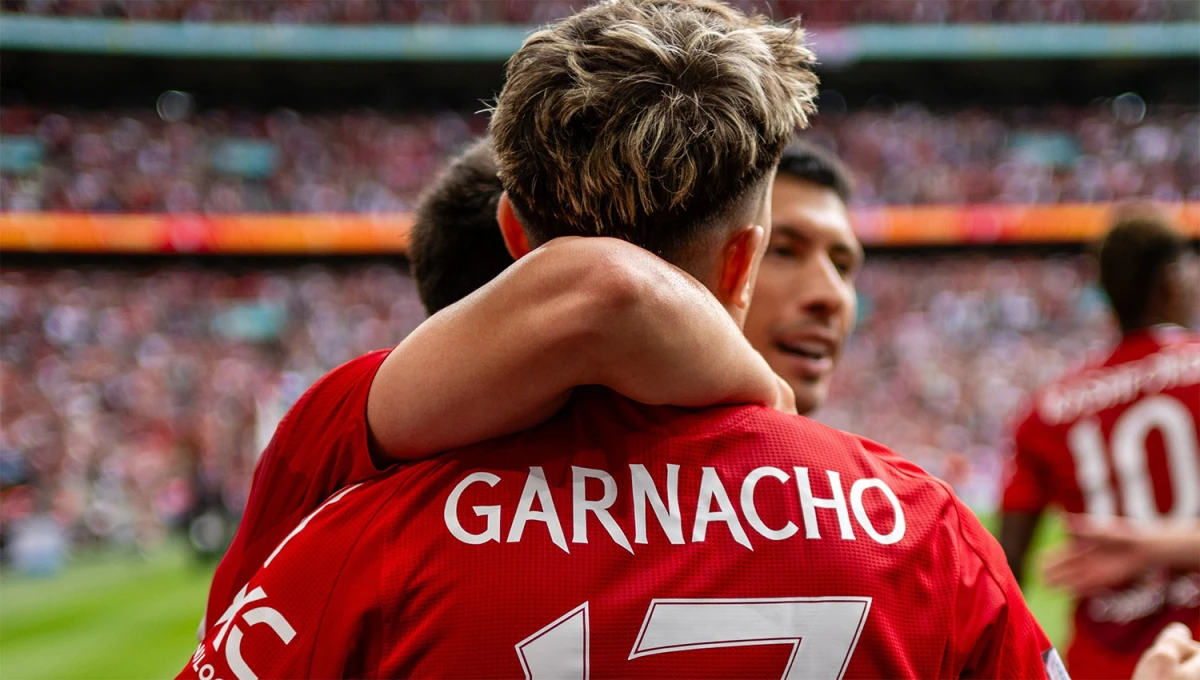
(490, 0, 818, 261)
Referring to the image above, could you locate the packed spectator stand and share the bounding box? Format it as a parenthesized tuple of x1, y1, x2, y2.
(4, 0, 1198, 24)
(3, 103, 1197, 213)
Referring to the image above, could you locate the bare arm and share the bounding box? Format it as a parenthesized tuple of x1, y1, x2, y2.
(368, 236, 788, 461)
(1043, 516, 1200, 596)
(999, 511, 1042, 587)
(1118, 520, 1200, 570)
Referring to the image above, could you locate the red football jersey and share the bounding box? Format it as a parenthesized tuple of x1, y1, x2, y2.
(1002, 326, 1200, 679)
(182, 389, 1056, 679)
(202, 349, 391, 636)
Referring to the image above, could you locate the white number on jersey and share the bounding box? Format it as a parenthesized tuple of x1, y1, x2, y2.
(1067, 394, 1200, 520)
(516, 597, 871, 680)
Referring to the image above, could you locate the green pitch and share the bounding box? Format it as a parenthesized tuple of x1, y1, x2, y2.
(0, 515, 1071, 679)
(0, 543, 213, 680)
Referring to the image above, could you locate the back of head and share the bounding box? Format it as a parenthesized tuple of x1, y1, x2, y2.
(776, 139, 854, 204)
(410, 137, 511, 315)
(490, 0, 818, 269)
(1098, 209, 1189, 334)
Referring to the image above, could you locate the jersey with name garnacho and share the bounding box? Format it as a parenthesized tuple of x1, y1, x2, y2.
(1002, 326, 1200, 679)
(181, 389, 1056, 680)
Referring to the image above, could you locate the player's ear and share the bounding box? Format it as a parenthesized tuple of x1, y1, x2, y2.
(497, 192, 533, 260)
(1160, 257, 1198, 327)
(717, 223, 766, 313)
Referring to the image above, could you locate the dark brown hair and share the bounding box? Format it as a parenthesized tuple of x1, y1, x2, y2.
(1098, 210, 1187, 332)
(409, 138, 511, 315)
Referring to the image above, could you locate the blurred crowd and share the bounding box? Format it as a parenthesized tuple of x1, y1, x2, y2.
(0, 264, 425, 560)
(819, 255, 1113, 509)
(0, 254, 1112, 555)
(4, 0, 1197, 24)
(2, 103, 1196, 212)
(0, 107, 487, 214)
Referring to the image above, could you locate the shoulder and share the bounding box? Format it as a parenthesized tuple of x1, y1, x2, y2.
(263, 349, 391, 457)
(1149, 330, 1200, 380)
(297, 349, 391, 410)
(749, 412, 1007, 596)
(195, 477, 402, 679)
(1035, 333, 1200, 427)
(262, 476, 397, 568)
(1015, 352, 1109, 433)
(736, 408, 974, 546)
(254, 474, 408, 618)
(744, 407, 954, 488)
(207, 349, 394, 616)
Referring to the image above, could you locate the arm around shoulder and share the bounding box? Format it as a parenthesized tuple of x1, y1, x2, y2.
(367, 236, 785, 462)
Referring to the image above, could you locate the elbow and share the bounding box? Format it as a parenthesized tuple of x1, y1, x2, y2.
(533, 238, 654, 372)
(550, 237, 650, 329)
(581, 249, 647, 319)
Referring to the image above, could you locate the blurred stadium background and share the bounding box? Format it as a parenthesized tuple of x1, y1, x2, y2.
(0, 1, 1197, 677)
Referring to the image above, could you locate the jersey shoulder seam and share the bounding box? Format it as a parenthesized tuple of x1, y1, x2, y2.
(305, 478, 406, 674)
(945, 488, 1011, 616)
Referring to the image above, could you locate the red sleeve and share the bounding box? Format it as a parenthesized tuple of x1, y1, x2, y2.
(1001, 410, 1054, 515)
(179, 481, 391, 680)
(949, 495, 1064, 679)
(202, 349, 391, 635)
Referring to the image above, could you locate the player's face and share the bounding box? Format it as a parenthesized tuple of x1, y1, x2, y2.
(743, 175, 861, 415)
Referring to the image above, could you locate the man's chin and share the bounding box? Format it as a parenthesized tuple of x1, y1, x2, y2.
(789, 381, 827, 417)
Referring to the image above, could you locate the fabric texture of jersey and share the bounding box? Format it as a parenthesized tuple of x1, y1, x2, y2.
(182, 388, 1053, 679)
(1002, 326, 1200, 679)
(202, 349, 390, 636)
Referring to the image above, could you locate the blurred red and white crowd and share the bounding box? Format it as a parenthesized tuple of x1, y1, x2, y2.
(4, 0, 1196, 24)
(0, 255, 1113, 555)
(2, 104, 1197, 212)
(0, 264, 425, 560)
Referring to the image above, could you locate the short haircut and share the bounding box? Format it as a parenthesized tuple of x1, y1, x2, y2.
(1098, 210, 1187, 333)
(490, 0, 818, 263)
(776, 139, 854, 204)
(409, 137, 511, 315)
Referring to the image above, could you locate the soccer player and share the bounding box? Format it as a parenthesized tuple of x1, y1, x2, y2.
(411, 136, 861, 417)
(180, 1, 1055, 677)
(1000, 212, 1199, 679)
(201, 140, 811, 634)
(200, 236, 792, 635)
(743, 141, 859, 415)
(203, 133, 856, 632)
(407, 135, 512, 317)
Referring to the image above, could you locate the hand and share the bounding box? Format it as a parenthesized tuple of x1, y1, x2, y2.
(1042, 515, 1149, 596)
(1132, 623, 1200, 680)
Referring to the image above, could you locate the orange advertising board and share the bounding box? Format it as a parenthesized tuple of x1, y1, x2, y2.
(853, 202, 1200, 246)
(1, 204, 1196, 254)
(0, 213, 413, 254)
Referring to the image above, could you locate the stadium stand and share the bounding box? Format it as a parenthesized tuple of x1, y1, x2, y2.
(2, 104, 1196, 212)
(3, 0, 1197, 24)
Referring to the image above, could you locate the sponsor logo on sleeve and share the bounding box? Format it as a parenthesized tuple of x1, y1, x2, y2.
(1042, 647, 1071, 680)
